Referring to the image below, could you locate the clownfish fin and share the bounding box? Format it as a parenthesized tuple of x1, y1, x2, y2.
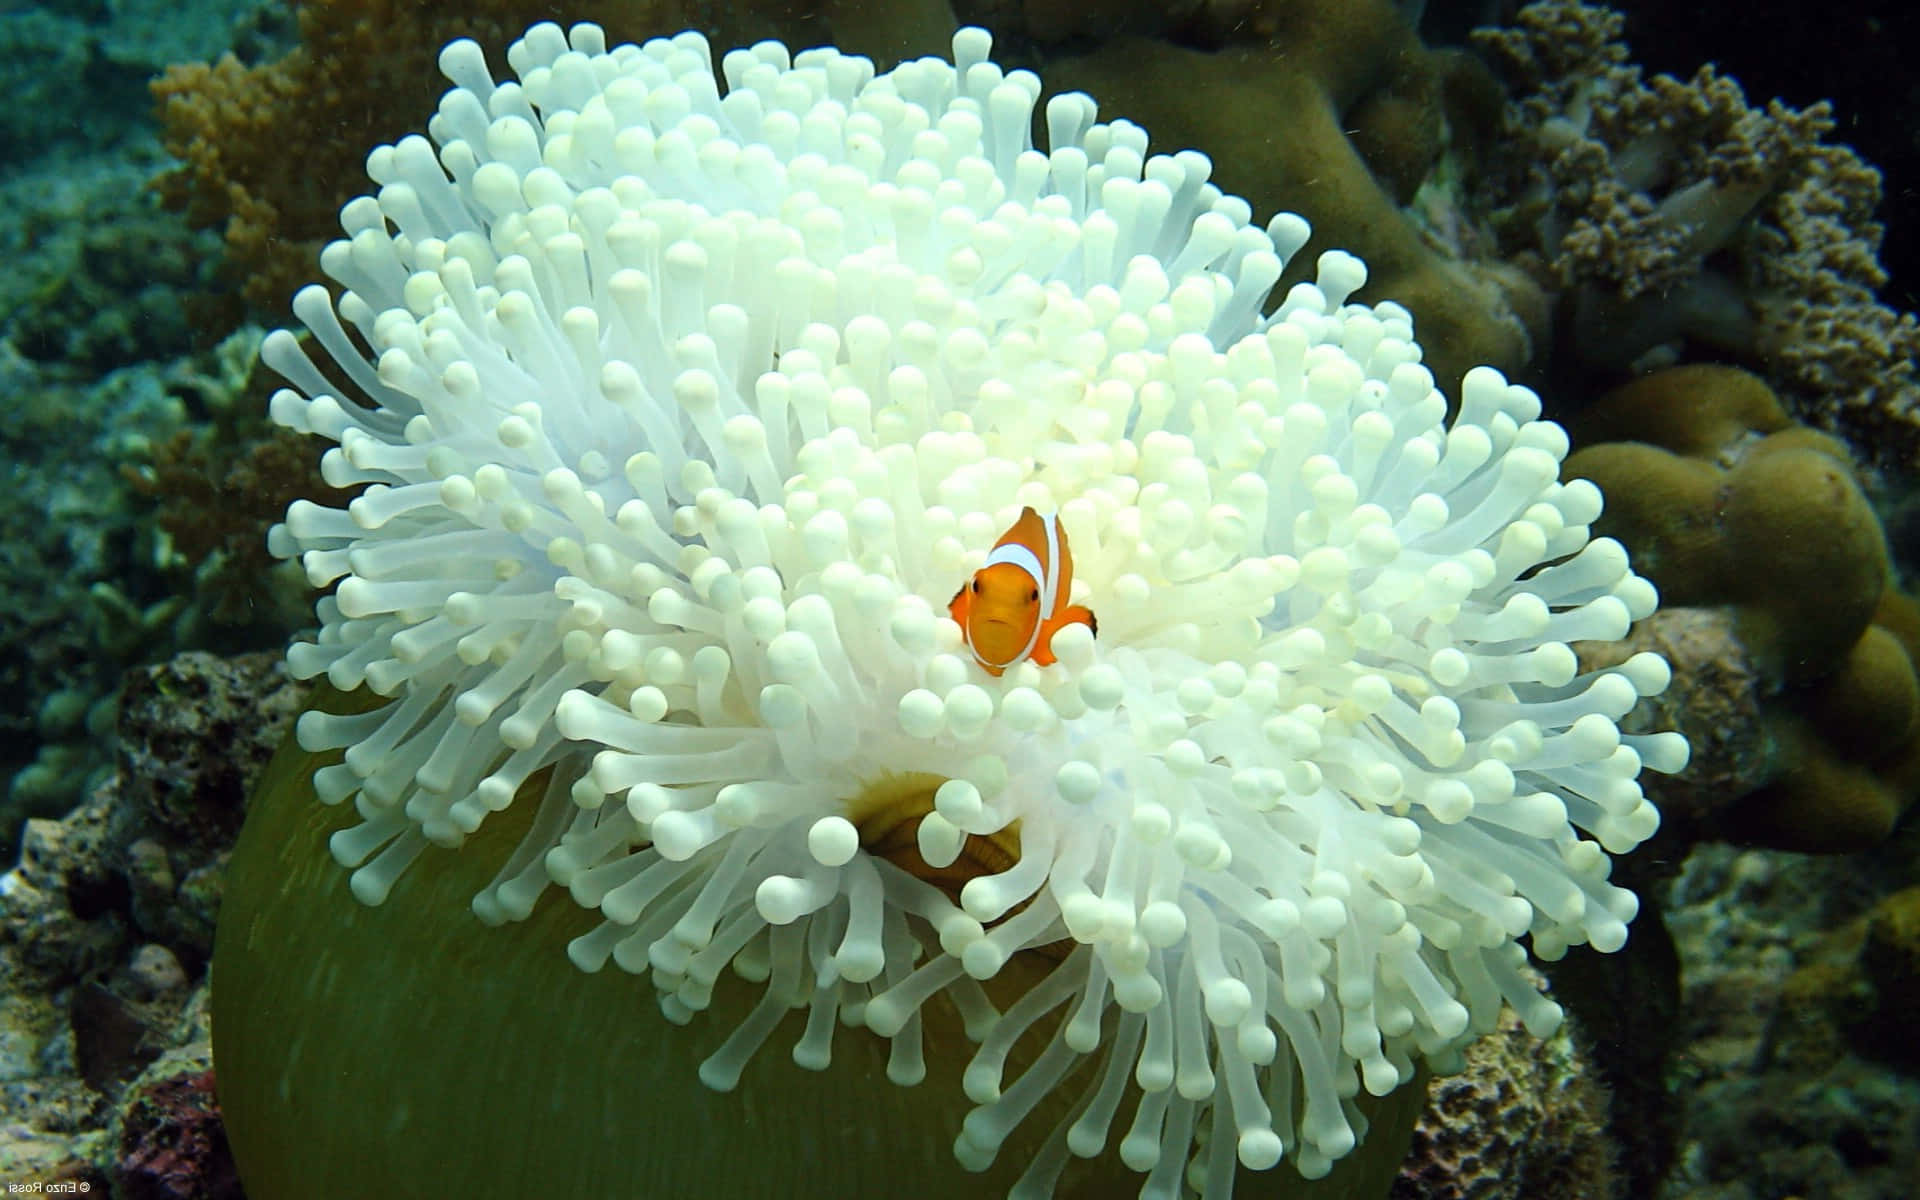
(1064, 604, 1096, 637)
(1029, 604, 1097, 667)
(996, 507, 1049, 555)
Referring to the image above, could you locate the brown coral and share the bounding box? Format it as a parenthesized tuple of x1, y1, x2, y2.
(1392, 1006, 1616, 1200)
(1578, 606, 1769, 834)
(130, 424, 348, 630)
(1039, 0, 1543, 394)
(1475, 0, 1920, 476)
(1746, 149, 1920, 471)
(1568, 367, 1888, 681)
(1567, 365, 1919, 851)
(1477, 3, 1832, 301)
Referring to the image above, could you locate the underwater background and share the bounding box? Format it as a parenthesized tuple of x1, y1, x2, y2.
(1, 0, 1916, 1196)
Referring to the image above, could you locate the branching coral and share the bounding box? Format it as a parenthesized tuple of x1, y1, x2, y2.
(1476, 0, 1920, 474)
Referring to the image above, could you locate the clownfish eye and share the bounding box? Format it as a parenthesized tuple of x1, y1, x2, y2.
(1028, 587, 1039, 603)
(972, 579, 982, 594)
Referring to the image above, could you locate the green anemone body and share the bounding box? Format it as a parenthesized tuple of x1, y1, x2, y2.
(214, 688, 1423, 1198)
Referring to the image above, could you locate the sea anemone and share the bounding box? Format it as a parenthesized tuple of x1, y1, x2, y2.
(242, 20, 1686, 1198)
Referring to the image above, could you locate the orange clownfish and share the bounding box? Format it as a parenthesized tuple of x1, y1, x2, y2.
(948, 507, 1097, 676)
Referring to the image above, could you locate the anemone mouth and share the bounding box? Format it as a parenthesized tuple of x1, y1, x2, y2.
(846, 772, 1082, 966)
(850, 772, 1021, 894)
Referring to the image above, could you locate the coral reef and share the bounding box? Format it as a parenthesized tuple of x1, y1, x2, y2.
(0, 3, 312, 840)
(124, 328, 348, 636)
(113, 651, 307, 955)
(0, 141, 277, 838)
(1579, 607, 1768, 838)
(1657, 842, 1920, 1200)
(0, 0, 274, 165)
(1603, 0, 1920, 303)
(1393, 1003, 1616, 1199)
(0, 0, 287, 367)
(1567, 365, 1919, 851)
(0, 324, 304, 857)
(0, 651, 297, 1185)
(1567, 366, 1886, 681)
(1857, 885, 1920, 1071)
(0, 156, 223, 371)
(1474, 0, 1920, 474)
(0, 369, 171, 853)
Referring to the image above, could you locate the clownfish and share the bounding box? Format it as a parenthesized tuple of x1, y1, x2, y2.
(948, 507, 1097, 676)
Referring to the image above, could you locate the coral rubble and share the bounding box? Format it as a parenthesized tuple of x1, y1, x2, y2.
(0, 651, 297, 1186)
